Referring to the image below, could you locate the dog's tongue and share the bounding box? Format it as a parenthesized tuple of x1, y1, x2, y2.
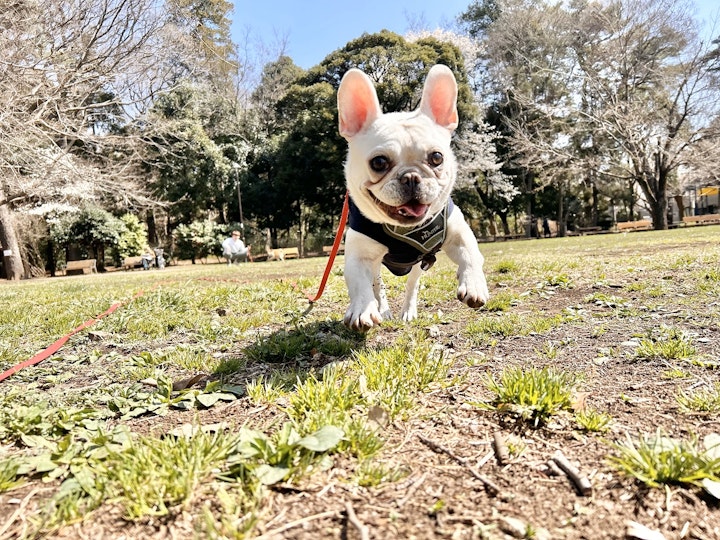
(398, 200, 429, 218)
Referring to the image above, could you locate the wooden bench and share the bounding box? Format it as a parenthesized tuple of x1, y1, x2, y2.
(577, 226, 603, 235)
(64, 259, 97, 275)
(616, 220, 652, 232)
(123, 256, 145, 270)
(682, 214, 720, 225)
(270, 247, 299, 260)
(322, 244, 345, 255)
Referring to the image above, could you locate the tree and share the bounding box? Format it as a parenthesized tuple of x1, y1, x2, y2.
(49, 207, 125, 271)
(0, 0, 174, 279)
(476, 0, 720, 230)
(454, 124, 517, 235)
(143, 83, 234, 226)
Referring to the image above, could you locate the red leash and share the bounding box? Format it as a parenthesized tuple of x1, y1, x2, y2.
(306, 191, 349, 303)
(0, 285, 159, 383)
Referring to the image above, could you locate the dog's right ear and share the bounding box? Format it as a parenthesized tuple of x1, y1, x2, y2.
(337, 69, 382, 139)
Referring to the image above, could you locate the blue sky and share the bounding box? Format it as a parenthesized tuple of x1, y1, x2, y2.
(230, 0, 471, 69)
(230, 0, 719, 71)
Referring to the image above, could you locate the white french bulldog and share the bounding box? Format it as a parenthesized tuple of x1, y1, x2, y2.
(337, 64, 489, 331)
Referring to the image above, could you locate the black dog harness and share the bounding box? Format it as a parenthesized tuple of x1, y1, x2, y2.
(348, 197, 453, 276)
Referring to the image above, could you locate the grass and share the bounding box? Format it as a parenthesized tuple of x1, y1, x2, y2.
(634, 327, 697, 361)
(677, 383, 720, 412)
(483, 367, 578, 426)
(610, 431, 720, 489)
(0, 227, 719, 537)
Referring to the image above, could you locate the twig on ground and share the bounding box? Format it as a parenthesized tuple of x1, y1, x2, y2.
(492, 431, 509, 465)
(253, 510, 338, 539)
(552, 451, 592, 495)
(0, 488, 42, 539)
(345, 501, 370, 540)
(397, 472, 427, 508)
(418, 434, 503, 496)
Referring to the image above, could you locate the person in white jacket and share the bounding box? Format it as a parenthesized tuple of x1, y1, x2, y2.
(221, 230, 250, 264)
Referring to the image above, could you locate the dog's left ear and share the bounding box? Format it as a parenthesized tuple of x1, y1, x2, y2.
(419, 65, 458, 131)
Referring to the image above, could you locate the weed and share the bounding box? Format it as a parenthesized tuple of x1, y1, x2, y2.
(356, 461, 409, 487)
(494, 260, 520, 274)
(288, 365, 363, 432)
(466, 313, 566, 345)
(225, 423, 344, 486)
(247, 322, 359, 363)
(609, 431, 720, 489)
(677, 383, 720, 412)
(353, 336, 453, 419)
(662, 367, 691, 379)
(484, 291, 517, 312)
(536, 341, 560, 360)
(246, 371, 297, 403)
(105, 429, 240, 519)
(0, 458, 23, 492)
(576, 408, 613, 433)
(634, 327, 696, 361)
(484, 367, 577, 426)
(542, 274, 573, 289)
(584, 292, 629, 308)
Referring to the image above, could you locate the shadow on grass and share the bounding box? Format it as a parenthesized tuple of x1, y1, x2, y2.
(213, 320, 366, 378)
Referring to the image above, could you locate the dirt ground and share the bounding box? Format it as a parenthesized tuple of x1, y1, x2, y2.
(1, 230, 719, 540)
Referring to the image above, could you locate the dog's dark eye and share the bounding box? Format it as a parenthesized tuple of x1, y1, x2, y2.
(428, 152, 444, 167)
(369, 155, 390, 173)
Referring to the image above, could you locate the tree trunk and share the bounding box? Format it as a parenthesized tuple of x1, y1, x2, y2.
(0, 194, 24, 280)
(299, 205, 306, 256)
(498, 211, 511, 235)
(674, 195, 685, 221)
(147, 212, 158, 246)
(591, 181, 599, 226)
(487, 214, 498, 236)
(649, 195, 669, 230)
(557, 181, 566, 237)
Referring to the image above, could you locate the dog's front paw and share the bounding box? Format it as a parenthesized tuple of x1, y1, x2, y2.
(457, 271, 490, 309)
(401, 305, 418, 322)
(344, 301, 383, 332)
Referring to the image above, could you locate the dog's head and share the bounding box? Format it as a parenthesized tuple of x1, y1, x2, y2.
(337, 64, 459, 227)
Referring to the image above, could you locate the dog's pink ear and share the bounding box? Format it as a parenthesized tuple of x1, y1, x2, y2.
(337, 69, 382, 139)
(419, 65, 458, 131)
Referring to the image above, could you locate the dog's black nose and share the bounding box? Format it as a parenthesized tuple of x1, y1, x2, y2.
(399, 171, 421, 187)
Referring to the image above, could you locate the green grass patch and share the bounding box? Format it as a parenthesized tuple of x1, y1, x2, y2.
(634, 327, 697, 361)
(482, 367, 578, 426)
(677, 383, 720, 412)
(609, 431, 720, 490)
(466, 312, 567, 345)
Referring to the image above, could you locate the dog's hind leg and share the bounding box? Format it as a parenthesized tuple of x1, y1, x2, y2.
(373, 273, 392, 320)
(400, 264, 422, 321)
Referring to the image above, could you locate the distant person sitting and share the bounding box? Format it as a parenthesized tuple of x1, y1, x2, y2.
(141, 246, 155, 270)
(222, 230, 250, 264)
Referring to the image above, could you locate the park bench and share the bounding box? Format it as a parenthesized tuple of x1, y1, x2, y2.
(322, 244, 345, 255)
(576, 226, 603, 235)
(616, 220, 652, 232)
(270, 247, 299, 260)
(682, 214, 720, 226)
(123, 256, 145, 270)
(64, 259, 97, 275)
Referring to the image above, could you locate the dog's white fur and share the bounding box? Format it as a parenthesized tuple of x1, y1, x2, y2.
(337, 64, 489, 331)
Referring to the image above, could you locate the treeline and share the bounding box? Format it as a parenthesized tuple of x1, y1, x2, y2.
(1, 0, 718, 279)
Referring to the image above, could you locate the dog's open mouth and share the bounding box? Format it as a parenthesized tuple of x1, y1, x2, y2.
(394, 200, 429, 219)
(369, 192, 430, 223)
